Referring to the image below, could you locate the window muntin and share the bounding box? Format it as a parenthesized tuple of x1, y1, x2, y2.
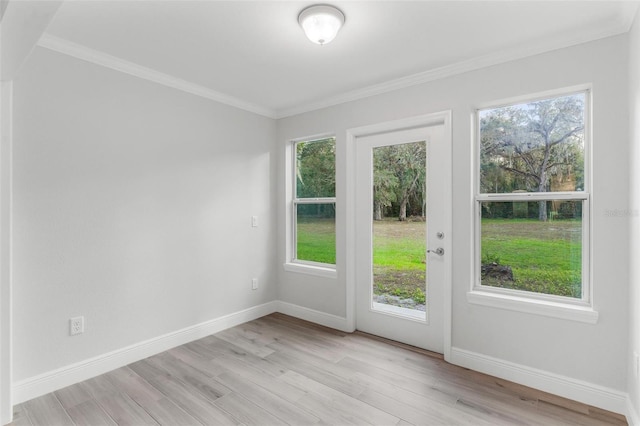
(293, 137, 336, 266)
(476, 90, 589, 302)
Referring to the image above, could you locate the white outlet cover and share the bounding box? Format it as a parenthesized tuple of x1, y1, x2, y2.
(70, 316, 84, 336)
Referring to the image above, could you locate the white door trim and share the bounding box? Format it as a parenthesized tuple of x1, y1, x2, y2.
(345, 111, 452, 360)
(0, 81, 14, 425)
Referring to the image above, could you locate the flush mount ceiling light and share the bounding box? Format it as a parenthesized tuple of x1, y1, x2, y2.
(298, 4, 345, 45)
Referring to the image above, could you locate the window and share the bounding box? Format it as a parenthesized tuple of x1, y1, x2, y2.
(474, 90, 591, 310)
(291, 137, 336, 268)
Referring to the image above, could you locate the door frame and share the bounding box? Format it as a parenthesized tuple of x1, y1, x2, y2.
(345, 111, 452, 360)
(1, 81, 13, 425)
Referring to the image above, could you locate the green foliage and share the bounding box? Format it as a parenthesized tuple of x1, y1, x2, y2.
(410, 288, 426, 304)
(296, 138, 336, 198)
(381, 286, 426, 304)
(373, 166, 398, 216)
(373, 142, 426, 221)
(480, 93, 585, 221)
(482, 252, 501, 265)
(481, 200, 582, 221)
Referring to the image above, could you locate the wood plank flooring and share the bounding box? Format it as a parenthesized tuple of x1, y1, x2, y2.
(10, 313, 627, 425)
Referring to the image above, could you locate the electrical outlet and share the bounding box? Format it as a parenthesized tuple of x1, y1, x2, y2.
(70, 316, 84, 336)
(252, 278, 258, 290)
(635, 352, 639, 379)
(251, 216, 258, 227)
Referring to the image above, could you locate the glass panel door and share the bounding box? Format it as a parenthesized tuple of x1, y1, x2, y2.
(372, 142, 427, 320)
(355, 124, 449, 352)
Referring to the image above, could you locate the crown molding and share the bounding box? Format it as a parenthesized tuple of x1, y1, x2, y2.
(275, 11, 637, 119)
(37, 34, 277, 119)
(36, 3, 637, 122)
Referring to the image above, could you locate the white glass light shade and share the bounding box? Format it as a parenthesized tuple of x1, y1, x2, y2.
(298, 5, 345, 45)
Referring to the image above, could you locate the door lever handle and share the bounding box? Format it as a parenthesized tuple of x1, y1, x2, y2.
(427, 247, 444, 256)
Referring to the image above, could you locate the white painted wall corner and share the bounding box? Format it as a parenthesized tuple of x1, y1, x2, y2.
(628, 396, 640, 426)
(275, 300, 351, 332)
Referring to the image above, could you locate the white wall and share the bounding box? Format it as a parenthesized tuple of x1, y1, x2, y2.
(278, 35, 629, 395)
(628, 8, 640, 423)
(11, 47, 277, 382)
(1, 2, 64, 421)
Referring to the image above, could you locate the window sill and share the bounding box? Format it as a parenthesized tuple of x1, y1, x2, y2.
(466, 290, 599, 324)
(283, 262, 337, 279)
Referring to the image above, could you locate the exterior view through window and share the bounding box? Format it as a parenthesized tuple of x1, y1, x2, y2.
(372, 141, 427, 311)
(294, 137, 336, 265)
(477, 91, 588, 299)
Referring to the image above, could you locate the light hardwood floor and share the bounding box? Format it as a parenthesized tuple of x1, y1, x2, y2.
(10, 313, 627, 425)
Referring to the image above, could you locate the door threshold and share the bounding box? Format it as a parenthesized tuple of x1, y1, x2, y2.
(372, 302, 426, 322)
(354, 329, 444, 359)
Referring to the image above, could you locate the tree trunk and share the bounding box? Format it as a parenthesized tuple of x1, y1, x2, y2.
(374, 202, 382, 221)
(537, 139, 551, 221)
(398, 173, 420, 221)
(399, 201, 408, 221)
(538, 200, 547, 222)
(422, 181, 426, 218)
(538, 167, 548, 221)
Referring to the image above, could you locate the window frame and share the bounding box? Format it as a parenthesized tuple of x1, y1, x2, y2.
(469, 87, 597, 323)
(284, 134, 337, 278)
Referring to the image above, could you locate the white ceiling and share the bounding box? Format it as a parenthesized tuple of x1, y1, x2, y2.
(42, 1, 639, 118)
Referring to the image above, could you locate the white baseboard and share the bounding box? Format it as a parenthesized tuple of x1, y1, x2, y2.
(628, 396, 640, 426)
(11, 300, 346, 405)
(449, 346, 627, 415)
(275, 301, 352, 332)
(12, 301, 278, 405)
(11, 302, 632, 423)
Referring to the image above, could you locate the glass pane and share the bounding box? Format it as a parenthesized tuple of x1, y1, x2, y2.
(296, 138, 336, 198)
(372, 142, 426, 312)
(480, 200, 583, 298)
(296, 203, 336, 264)
(479, 93, 585, 194)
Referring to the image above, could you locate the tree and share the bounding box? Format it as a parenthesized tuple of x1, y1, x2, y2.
(296, 138, 335, 199)
(480, 94, 584, 221)
(373, 150, 399, 220)
(373, 142, 426, 221)
(296, 138, 336, 219)
(393, 142, 426, 221)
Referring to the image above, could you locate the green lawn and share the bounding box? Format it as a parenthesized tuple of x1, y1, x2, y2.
(481, 218, 582, 297)
(297, 218, 426, 303)
(296, 217, 582, 303)
(372, 220, 426, 303)
(296, 218, 336, 264)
